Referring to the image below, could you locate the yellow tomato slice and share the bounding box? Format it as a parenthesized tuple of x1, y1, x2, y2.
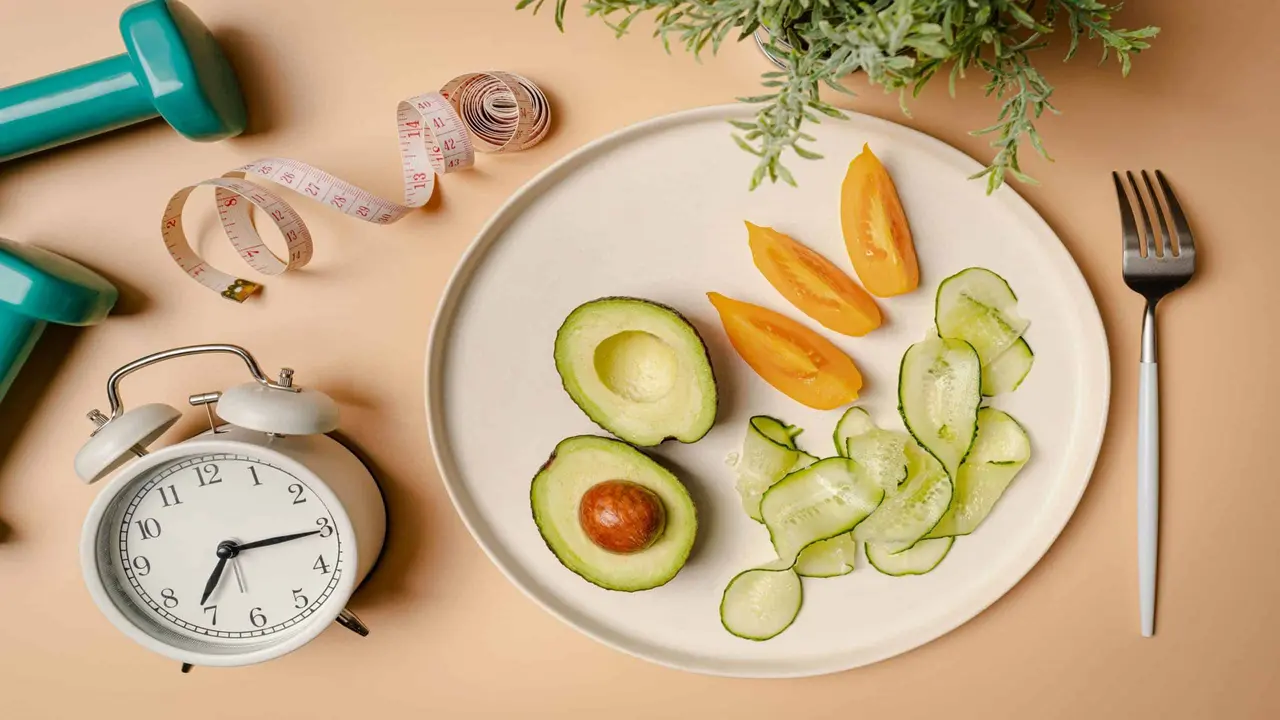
(840, 145, 920, 297)
(706, 292, 862, 410)
(746, 221, 882, 337)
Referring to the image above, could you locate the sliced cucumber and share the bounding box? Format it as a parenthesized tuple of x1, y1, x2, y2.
(724, 458, 882, 640)
(719, 560, 802, 641)
(755, 415, 801, 448)
(854, 442, 953, 553)
(794, 533, 858, 578)
(935, 268, 1029, 366)
(845, 429, 911, 494)
(791, 451, 820, 471)
(832, 406, 876, 457)
(735, 416, 804, 522)
(866, 537, 954, 576)
(927, 407, 1031, 538)
(760, 457, 885, 565)
(981, 338, 1034, 396)
(898, 334, 981, 476)
(832, 406, 910, 494)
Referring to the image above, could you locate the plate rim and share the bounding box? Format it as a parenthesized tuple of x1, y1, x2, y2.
(424, 103, 1111, 678)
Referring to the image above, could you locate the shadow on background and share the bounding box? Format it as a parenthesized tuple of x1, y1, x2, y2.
(0, 261, 149, 542)
(0, 324, 78, 543)
(329, 430, 423, 610)
(211, 27, 280, 138)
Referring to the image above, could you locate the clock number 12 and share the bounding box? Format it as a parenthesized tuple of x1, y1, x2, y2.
(195, 464, 221, 487)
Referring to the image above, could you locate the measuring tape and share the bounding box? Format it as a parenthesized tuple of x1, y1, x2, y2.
(160, 72, 550, 302)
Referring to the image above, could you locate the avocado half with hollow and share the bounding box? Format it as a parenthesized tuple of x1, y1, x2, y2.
(532, 436, 697, 592)
(554, 297, 717, 446)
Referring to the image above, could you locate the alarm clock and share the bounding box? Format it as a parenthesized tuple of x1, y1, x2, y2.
(75, 343, 386, 670)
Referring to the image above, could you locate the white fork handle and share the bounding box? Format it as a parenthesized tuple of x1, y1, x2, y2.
(1138, 361, 1159, 637)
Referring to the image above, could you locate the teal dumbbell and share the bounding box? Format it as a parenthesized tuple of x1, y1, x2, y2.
(0, 0, 246, 162)
(0, 238, 118, 404)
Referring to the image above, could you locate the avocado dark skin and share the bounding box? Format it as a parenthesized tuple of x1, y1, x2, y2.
(578, 480, 667, 554)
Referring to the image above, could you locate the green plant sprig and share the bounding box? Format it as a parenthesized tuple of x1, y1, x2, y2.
(518, 0, 1157, 193)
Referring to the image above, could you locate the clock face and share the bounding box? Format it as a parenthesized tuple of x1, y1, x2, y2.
(102, 453, 345, 643)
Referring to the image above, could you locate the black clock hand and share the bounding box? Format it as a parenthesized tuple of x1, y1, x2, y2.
(199, 530, 320, 603)
(199, 552, 230, 605)
(233, 529, 323, 552)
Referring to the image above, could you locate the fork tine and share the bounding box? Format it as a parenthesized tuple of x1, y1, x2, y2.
(1155, 170, 1194, 255)
(1113, 171, 1141, 256)
(1126, 171, 1160, 257)
(1141, 171, 1174, 258)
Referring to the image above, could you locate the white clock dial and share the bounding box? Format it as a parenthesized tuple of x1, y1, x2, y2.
(105, 453, 344, 642)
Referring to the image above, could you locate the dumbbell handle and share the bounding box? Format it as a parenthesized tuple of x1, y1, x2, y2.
(0, 54, 159, 162)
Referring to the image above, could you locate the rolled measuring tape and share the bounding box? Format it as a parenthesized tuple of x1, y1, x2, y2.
(160, 71, 550, 302)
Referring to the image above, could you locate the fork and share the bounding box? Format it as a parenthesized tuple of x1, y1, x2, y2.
(1114, 170, 1197, 638)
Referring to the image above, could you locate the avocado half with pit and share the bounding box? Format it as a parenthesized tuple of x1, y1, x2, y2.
(554, 297, 717, 446)
(532, 436, 697, 592)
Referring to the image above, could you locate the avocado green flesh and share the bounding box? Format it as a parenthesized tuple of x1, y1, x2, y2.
(555, 298, 717, 447)
(531, 436, 697, 592)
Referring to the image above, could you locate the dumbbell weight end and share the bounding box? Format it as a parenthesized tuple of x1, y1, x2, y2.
(0, 238, 117, 405)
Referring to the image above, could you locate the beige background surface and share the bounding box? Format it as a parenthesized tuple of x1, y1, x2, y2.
(0, 0, 1276, 717)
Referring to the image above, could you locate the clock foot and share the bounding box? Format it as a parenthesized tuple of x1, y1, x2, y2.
(181, 663, 193, 673)
(336, 608, 369, 637)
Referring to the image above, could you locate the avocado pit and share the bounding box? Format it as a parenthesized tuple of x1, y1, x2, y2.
(579, 480, 667, 554)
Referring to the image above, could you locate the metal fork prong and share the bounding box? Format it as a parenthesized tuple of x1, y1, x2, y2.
(1126, 171, 1160, 257)
(1155, 170, 1194, 255)
(1141, 171, 1174, 258)
(1113, 172, 1141, 256)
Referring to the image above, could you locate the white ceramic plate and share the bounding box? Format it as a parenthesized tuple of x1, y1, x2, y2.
(425, 105, 1109, 678)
